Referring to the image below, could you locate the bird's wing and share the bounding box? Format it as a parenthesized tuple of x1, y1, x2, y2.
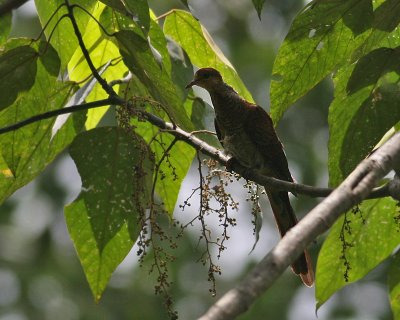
(243, 105, 293, 182)
(214, 118, 224, 146)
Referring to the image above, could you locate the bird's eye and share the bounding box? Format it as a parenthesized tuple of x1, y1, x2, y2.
(203, 73, 210, 79)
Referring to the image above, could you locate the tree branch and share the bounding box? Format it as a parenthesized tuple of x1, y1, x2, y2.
(0, 98, 118, 134)
(198, 132, 400, 320)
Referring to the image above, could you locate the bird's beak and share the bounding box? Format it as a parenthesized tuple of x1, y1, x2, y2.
(185, 79, 196, 89)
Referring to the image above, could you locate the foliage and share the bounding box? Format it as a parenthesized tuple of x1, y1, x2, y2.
(0, 0, 399, 318)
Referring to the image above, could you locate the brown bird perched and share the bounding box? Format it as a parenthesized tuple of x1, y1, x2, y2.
(186, 67, 314, 287)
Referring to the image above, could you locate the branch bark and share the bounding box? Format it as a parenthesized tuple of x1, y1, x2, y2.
(198, 132, 400, 320)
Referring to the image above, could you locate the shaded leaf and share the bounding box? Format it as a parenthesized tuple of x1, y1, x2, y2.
(353, 0, 400, 59)
(164, 9, 253, 102)
(167, 37, 193, 102)
(316, 198, 400, 309)
(66, 127, 153, 301)
(328, 63, 400, 186)
(0, 45, 37, 111)
(373, 0, 400, 33)
(270, 0, 373, 123)
(252, 0, 266, 19)
(0, 41, 81, 204)
(347, 47, 400, 94)
(388, 251, 400, 319)
(0, 1, 11, 45)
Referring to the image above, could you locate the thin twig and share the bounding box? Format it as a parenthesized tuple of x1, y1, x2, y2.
(0, 98, 118, 134)
(64, 0, 116, 97)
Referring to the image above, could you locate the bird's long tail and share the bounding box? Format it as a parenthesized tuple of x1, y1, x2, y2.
(265, 189, 314, 287)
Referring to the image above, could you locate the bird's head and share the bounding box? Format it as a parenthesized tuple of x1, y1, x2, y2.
(186, 68, 223, 92)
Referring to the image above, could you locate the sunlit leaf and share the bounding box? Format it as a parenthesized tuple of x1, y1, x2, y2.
(35, 0, 97, 71)
(164, 9, 253, 102)
(68, 3, 128, 129)
(0, 45, 37, 110)
(316, 198, 400, 310)
(270, 0, 373, 123)
(0, 40, 82, 204)
(66, 127, 153, 301)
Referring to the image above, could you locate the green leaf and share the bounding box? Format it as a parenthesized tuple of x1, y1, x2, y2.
(0, 45, 38, 111)
(347, 47, 400, 94)
(164, 9, 253, 102)
(167, 37, 194, 102)
(354, 0, 400, 57)
(35, 0, 97, 71)
(388, 251, 400, 319)
(99, 0, 150, 35)
(270, 0, 373, 123)
(316, 198, 400, 310)
(68, 3, 128, 129)
(252, 0, 266, 19)
(328, 61, 400, 186)
(0, 40, 81, 204)
(115, 29, 193, 130)
(0, 0, 11, 45)
(66, 127, 153, 301)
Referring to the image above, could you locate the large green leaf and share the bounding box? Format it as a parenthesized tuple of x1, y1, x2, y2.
(115, 29, 193, 130)
(66, 127, 153, 301)
(316, 198, 400, 309)
(0, 45, 38, 110)
(328, 56, 400, 186)
(388, 251, 400, 319)
(35, 0, 97, 71)
(270, 0, 373, 123)
(0, 40, 82, 204)
(163, 9, 253, 102)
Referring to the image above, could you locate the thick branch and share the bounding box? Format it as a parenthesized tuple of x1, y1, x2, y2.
(199, 132, 400, 320)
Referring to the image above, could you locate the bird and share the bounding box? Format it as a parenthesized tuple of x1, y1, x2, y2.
(186, 67, 314, 287)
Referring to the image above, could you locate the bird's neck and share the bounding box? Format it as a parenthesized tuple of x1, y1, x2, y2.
(207, 83, 249, 135)
(208, 83, 244, 116)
